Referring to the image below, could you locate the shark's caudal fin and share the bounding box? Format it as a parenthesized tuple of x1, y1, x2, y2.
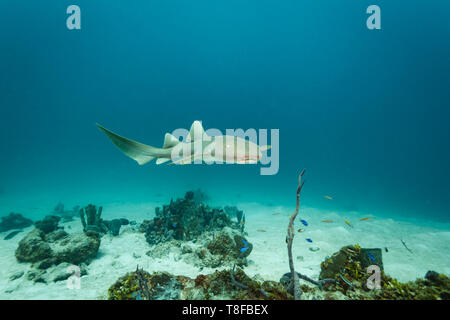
(96, 123, 161, 165)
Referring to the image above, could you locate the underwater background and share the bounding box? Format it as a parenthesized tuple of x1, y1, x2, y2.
(1, 0, 450, 224)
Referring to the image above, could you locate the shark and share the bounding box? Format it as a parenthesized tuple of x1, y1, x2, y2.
(96, 121, 271, 166)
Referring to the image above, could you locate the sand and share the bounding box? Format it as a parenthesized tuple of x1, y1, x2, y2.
(0, 201, 449, 299)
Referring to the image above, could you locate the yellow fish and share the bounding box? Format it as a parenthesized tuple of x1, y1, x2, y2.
(360, 217, 373, 221)
(239, 222, 245, 225)
(344, 219, 353, 228)
(324, 195, 333, 200)
(297, 229, 303, 233)
(321, 220, 333, 223)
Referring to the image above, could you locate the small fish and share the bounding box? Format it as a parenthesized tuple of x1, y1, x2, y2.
(385, 247, 389, 253)
(171, 223, 177, 228)
(272, 212, 280, 215)
(344, 219, 353, 228)
(401, 239, 413, 253)
(239, 222, 245, 225)
(243, 239, 248, 246)
(300, 219, 308, 226)
(321, 220, 333, 223)
(339, 274, 353, 287)
(297, 228, 303, 233)
(306, 238, 313, 243)
(288, 215, 291, 219)
(359, 217, 373, 221)
(240, 247, 249, 252)
(368, 253, 375, 261)
(324, 195, 333, 200)
(257, 229, 266, 232)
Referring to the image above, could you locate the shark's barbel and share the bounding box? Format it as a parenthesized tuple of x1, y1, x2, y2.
(96, 121, 270, 165)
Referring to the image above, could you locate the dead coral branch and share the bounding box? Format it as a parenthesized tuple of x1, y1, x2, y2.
(286, 169, 305, 300)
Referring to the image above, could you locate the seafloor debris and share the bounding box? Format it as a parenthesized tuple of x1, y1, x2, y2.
(0, 212, 33, 232)
(140, 191, 242, 245)
(108, 267, 290, 300)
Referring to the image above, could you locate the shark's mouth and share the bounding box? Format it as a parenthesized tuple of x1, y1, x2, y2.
(236, 155, 260, 164)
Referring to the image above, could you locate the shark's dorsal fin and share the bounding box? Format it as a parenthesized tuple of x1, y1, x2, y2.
(163, 133, 180, 149)
(187, 120, 205, 142)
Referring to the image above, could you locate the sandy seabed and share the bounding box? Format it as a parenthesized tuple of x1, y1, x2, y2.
(1, 201, 449, 300)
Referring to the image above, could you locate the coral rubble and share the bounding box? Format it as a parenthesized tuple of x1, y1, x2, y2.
(140, 191, 250, 268)
(314, 244, 450, 300)
(140, 191, 241, 245)
(108, 266, 290, 300)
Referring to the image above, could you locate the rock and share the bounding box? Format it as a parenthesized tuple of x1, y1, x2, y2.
(15, 229, 52, 263)
(46, 229, 69, 242)
(26, 269, 47, 283)
(52, 232, 101, 265)
(34, 215, 61, 234)
(360, 248, 383, 271)
(181, 245, 193, 254)
(0, 213, 33, 232)
(9, 271, 24, 281)
(35, 257, 58, 270)
(233, 235, 252, 258)
(425, 271, 440, 282)
(319, 245, 361, 280)
(49, 262, 87, 282)
(15, 228, 101, 270)
(133, 252, 141, 259)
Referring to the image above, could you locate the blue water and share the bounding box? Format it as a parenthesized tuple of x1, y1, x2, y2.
(1, 1, 449, 222)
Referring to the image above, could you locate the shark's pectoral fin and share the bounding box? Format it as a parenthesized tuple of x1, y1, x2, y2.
(167, 154, 198, 165)
(96, 123, 157, 165)
(156, 158, 171, 165)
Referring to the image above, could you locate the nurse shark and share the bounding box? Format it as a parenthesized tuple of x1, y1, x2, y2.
(96, 121, 273, 167)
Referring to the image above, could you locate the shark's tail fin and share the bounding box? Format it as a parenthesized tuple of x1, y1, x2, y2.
(96, 123, 161, 165)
